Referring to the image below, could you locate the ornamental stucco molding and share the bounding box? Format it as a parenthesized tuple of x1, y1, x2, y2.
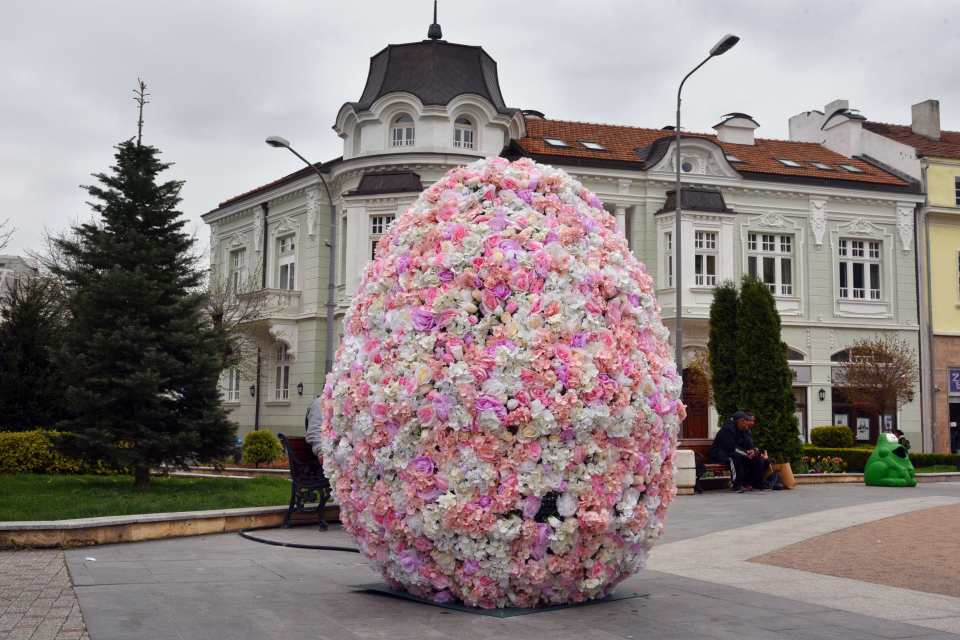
(617, 179, 632, 195)
(809, 198, 827, 250)
(757, 212, 787, 228)
(896, 204, 914, 255)
(227, 232, 248, 249)
(846, 219, 875, 236)
(306, 190, 318, 239)
(253, 213, 264, 254)
(209, 223, 219, 266)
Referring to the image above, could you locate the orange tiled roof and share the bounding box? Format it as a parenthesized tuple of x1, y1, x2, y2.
(516, 118, 910, 187)
(863, 121, 960, 160)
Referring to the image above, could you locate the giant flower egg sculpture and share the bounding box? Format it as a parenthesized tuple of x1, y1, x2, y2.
(320, 157, 683, 608)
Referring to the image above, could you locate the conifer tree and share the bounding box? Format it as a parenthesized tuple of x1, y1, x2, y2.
(736, 276, 802, 464)
(53, 82, 236, 486)
(0, 278, 67, 431)
(707, 280, 739, 423)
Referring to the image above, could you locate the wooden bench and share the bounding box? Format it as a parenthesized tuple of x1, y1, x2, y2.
(678, 438, 730, 494)
(277, 433, 331, 530)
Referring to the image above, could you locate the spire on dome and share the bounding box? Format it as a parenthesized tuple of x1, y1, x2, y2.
(427, 0, 442, 40)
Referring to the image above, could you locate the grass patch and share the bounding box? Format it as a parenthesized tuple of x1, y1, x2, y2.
(914, 465, 958, 474)
(0, 474, 292, 522)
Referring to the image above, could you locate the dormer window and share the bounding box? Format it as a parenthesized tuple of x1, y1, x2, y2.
(392, 115, 415, 147)
(454, 117, 474, 149)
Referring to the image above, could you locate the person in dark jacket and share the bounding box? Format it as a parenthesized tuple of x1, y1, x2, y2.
(709, 411, 771, 493)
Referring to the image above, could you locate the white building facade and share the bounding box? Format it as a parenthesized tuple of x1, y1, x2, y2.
(203, 23, 926, 449)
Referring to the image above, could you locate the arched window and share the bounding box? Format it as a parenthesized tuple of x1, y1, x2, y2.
(786, 348, 805, 361)
(392, 115, 415, 147)
(454, 117, 474, 149)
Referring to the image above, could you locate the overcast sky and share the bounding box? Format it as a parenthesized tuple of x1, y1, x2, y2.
(4, 0, 960, 256)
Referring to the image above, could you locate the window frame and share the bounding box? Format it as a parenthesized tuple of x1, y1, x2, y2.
(838, 239, 882, 301)
(747, 232, 794, 296)
(231, 249, 246, 294)
(577, 140, 607, 151)
(542, 137, 570, 148)
(276, 235, 296, 291)
(392, 115, 415, 147)
(224, 369, 241, 402)
(274, 345, 291, 401)
(955, 176, 960, 207)
(837, 163, 865, 173)
(693, 231, 718, 287)
(370, 215, 395, 261)
(664, 231, 674, 288)
(774, 158, 803, 168)
(453, 117, 475, 149)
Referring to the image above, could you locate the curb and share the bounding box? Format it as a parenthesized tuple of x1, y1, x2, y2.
(0, 504, 340, 550)
(794, 472, 960, 484)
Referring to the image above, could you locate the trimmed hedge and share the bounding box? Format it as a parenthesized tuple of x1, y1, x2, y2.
(0, 430, 119, 475)
(810, 425, 854, 449)
(803, 446, 959, 473)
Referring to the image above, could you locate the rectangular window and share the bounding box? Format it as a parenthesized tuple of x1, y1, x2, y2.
(838, 239, 881, 300)
(748, 233, 793, 296)
(231, 249, 246, 294)
(665, 232, 673, 288)
(225, 370, 240, 402)
(693, 231, 717, 286)
(277, 236, 296, 290)
(274, 345, 290, 400)
(956, 176, 960, 207)
(370, 215, 394, 261)
(454, 128, 474, 149)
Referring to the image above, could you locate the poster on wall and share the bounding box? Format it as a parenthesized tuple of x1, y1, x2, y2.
(834, 414, 849, 427)
(856, 417, 870, 441)
(884, 414, 894, 432)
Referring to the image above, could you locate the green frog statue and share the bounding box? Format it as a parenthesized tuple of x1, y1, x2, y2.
(864, 432, 916, 487)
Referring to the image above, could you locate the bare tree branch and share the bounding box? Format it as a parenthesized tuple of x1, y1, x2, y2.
(833, 334, 919, 420)
(0, 219, 16, 253)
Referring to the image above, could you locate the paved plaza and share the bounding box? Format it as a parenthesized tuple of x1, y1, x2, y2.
(3, 482, 960, 639)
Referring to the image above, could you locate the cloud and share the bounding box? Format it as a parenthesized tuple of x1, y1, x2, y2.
(4, 0, 960, 255)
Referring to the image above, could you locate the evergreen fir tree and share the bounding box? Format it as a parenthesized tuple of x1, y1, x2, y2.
(707, 280, 739, 423)
(736, 276, 802, 464)
(0, 278, 67, 431)
(53, 82, 236, 486)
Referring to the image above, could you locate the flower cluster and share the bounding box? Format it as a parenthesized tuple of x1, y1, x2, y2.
(319, 157, 683, 608)
(799, 455, 846, 474)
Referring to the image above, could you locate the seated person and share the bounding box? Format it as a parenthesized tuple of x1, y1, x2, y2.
(709, 410, 771, 493)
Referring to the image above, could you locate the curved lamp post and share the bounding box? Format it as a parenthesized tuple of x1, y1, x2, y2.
(674, 34, 739, 372)
(266, 136, 337, 377)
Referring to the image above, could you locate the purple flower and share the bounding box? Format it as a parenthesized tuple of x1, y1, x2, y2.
(571, 332, 589, 349)
(535, 522, 552, 546)
(517, 188, 533, 203)
(544, 231, 559, 245)
(531, 544, 547, 560)
(411, 308, 436, 332)
(398, 550, 423, 573)
(555, 365, 569, 388)
(588, 195, 603, 209)
(417, 485, 442, 502)
(438, 270, 454, 283)
(488, 217, 507, 232)
(491, 283, 511, 300)
(473, 277, 483, 289)
(541, 586, 555, 597)
(433, 591, 456, 604)
(396, 255, 410, 275)
(474, 396, 507, 419)
(477, 496, 493, 508)
(410, 456, 435, 475)
(499, 239, 522, 252)
(582, 217, 595, 234)
(522, 496, 542, 519)
(463, 559, 480, 575)
(560, 428, 575, 442)
(629, 293, 640, 307)
(635, 454, 650, 474)
(432, 395, 453, 422)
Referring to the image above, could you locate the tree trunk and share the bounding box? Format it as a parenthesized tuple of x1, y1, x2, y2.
(134, 465, 151, 487)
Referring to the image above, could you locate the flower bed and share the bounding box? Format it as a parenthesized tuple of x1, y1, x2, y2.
(319, 157, 682, 608)
(796, 455, 846, 474)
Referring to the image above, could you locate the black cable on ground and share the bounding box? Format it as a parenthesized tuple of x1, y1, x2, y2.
(237, 523, 361, 553)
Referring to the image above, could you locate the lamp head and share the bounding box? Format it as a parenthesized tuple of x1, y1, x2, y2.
(266, 135, 291, 149)
(709, 34, 740, 57)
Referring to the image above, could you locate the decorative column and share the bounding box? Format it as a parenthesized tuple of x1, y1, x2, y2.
(615, 207, 627, 236)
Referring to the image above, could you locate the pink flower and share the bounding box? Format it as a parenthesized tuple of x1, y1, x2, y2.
(370, 402, 389, 422)
(410, 456, 435, 475)
(522, 496, 542, 519)
(411, 308, 435, 331)
(474, 396, 507, 419)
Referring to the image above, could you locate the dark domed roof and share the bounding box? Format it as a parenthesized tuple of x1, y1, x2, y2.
(349, 39, 516, 116)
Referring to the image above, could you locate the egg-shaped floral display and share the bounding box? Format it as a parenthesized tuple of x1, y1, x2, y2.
(320, 157, 683, 608)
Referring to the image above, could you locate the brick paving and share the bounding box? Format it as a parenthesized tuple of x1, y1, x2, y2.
(750, 502, 960, 599)
(0, 550, 88, 640)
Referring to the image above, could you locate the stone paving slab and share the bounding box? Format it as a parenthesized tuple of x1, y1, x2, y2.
(0, 550, 88, 640)
(57, 482, 960, 640)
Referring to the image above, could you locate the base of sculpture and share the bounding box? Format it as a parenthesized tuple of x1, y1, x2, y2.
(350, 583, 648, 617)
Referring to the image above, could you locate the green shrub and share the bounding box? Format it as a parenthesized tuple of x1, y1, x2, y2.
(909, 453, 958, 469)
(810, 426, 854, 449)
(0, 430, 118, 475)
(242, 431, 283, 468)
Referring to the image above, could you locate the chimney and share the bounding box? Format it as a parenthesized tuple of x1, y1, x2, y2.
(912, 100, 940, 140)
(713, 113, 759, 146)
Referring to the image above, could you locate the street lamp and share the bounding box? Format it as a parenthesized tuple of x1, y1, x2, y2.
(266, 136, 338, 377)
(674, 34, 739, 372)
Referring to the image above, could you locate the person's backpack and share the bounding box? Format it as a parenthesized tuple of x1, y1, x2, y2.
(766, 469, 783, 491)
